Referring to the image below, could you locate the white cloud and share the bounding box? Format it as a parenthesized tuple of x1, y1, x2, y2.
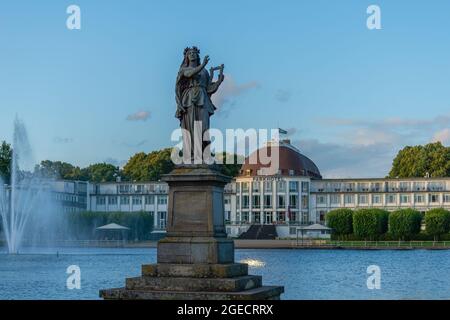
(211, 75, 259, 117)
(432, 128, 450, 144)
(126, 111, 150, 121)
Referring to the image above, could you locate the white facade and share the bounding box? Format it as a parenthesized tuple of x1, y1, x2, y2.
(89, 182, 169, 231)
(55, 176, 450, 239)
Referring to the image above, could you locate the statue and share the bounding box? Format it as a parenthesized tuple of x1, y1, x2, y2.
(175, 46, 224, 163)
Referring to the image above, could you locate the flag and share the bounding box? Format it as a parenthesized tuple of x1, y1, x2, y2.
(278, 128, 288, 135)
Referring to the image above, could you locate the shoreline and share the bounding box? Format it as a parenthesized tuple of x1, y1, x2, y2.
(15, 239, 449, 250)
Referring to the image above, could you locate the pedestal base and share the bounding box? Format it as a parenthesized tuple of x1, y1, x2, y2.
(99, 263, 284, 300)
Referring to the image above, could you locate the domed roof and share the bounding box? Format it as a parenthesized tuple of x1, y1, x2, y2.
(239, 140, 322, 179)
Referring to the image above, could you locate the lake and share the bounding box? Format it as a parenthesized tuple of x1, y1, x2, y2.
(0, 247, 449, 299)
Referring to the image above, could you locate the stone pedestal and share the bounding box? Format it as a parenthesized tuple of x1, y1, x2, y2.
(100, 165, 284, 300)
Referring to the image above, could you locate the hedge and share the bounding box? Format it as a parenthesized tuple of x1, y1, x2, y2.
(425, 208, 450, 241)
(389, 209, 423, 241)
(353, 209, 389, 240)
(325, 209, 353, 240)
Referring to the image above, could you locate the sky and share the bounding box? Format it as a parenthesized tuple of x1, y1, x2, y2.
(1, 0, 450, 178)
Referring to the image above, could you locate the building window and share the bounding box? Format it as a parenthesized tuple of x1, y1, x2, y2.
(264, 212, 273, 224)
(108, 196, 117, 205)
(158, 196, 168, 205)
(252, 212, 261, 223)
(331, 194, 340, 205)
(277, 195, 286, 208)
(252, 181, 260, 193)
(277, 211, 286, 223)
(120, 196, 130, 205)
(317, 195, 326, 205)
(157, 211, 167, 229)
(224, 196, 230, 205)
(242, 182, 249, 193)
(145, 195, 155, 205)
(264, 181, 272, 192)
(289, 181, 298, 192)
(225, 211, 231, 222)
(399, 182, 410, 192)
(241, 212, 249, 223)
(302, 195, 309, 209)
(444, 194, 450, 203)
(429, 194, 440, 203)
(118, 184, 131, 193)
(319, 210, 327, 223)
(132, 196, 142, 205)
(264, 195, 272, 208)
(372, 194, 381, 204)
(400, 194, 410, 204)
(236, 182, 240, 193)
(414, 194, 425, 203)
(289, 195, 298, 208)
(301, 181, 309, 193)
(252, 195, 260, 208)
(242, 195, 249, 209)
(358, 194, 368, 204)
(387, 194, 396, 204)
(277, 181, 286, 193)
(302, 211, 309, 225)
(344, 195, 354, 205)
(97, 196, 106, 205)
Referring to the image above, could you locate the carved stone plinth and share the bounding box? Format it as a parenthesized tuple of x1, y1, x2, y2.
(100, 165, 284, 300)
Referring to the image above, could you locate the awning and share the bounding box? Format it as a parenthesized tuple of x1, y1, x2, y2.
(96, 223, 130, 230)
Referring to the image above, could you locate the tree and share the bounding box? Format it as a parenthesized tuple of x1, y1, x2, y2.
(123, 148, 174, 182)
(389, 209, 423, 241)
(325, 209, 353, 240)
(34, 160, 84, 180)
(82, 163, 120, 182)
(425, 208, 450, 241)
(216, 152, 244, 177)
(0, 141, 12, 184)
(353, 209, 389, 240)
(389, 142, 450, 178)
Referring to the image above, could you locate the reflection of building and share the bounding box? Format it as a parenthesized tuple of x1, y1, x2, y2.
(55, 139, 450, 239)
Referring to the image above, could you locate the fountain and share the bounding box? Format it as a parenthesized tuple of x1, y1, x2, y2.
(0, 117, 61, 254)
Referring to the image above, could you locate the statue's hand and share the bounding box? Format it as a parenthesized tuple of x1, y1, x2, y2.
(202, 55, 210, 67)
(218, 74, 225, 83)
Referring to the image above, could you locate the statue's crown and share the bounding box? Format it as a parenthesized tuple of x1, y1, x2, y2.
(184, 46, 200, 55)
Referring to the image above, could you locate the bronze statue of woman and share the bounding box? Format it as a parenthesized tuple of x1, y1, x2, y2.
(175, 46, 224, 163)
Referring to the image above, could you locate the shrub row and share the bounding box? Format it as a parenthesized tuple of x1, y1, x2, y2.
(327, 208, 450, 241)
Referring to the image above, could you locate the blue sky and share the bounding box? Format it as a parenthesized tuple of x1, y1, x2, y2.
(1, 0, 450, 177)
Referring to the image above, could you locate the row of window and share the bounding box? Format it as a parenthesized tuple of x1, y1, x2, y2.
(314, 181, 448, 192)
(96, 195, 168, 206)
(236, 211, 310, 224)
(237, 194, 309, 209)
(116, 184, 168, 194)
(236, 181, 309, 193)
(316, 193, 450, 205)
(55, 193, 84, 203)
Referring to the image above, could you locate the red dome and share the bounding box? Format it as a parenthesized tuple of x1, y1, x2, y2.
(239, 140, 322, 179)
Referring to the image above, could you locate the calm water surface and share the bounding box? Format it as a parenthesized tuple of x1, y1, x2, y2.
(0, 247, 449, 300)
